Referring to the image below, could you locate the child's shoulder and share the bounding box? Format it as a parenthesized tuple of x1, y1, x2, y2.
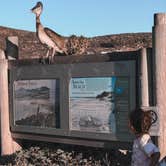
(139, 133, 151, 146)
(139, 133, 159, 156)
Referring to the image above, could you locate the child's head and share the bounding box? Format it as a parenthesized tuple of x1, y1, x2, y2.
(129, 108, 152, 135)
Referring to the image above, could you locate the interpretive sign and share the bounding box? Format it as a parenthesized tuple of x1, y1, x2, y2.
(114, 77, 130, 134)
(69, 77, 116, 133)
(69, 76, 130, 135)
(10, 59, 136, 145)
(13, 79, 60, 128)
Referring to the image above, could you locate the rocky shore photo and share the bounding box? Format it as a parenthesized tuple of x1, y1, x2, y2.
(14, 80, 60, 128)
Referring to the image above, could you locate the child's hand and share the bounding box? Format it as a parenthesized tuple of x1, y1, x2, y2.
(150, 152, 160, 166)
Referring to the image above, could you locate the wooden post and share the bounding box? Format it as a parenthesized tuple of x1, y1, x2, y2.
(0, 37, 21, 155)
(140, 48, 149, 107)
(153, 13, 166, 159)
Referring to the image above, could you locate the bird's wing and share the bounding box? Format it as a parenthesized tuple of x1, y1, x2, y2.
(44, 27, 63, 44)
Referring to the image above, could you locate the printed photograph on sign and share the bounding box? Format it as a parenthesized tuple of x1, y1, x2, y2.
(69, 77, 117, 133)
(13, 79, 60, 128)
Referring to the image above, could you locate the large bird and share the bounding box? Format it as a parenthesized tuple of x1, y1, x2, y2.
(31, 2, 89, 63)
(31, 2, 67, 63)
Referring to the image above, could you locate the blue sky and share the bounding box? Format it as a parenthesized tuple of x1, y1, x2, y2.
(0, 0, 165, 37)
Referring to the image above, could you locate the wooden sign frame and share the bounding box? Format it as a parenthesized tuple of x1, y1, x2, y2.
(9, 60, 136, 145)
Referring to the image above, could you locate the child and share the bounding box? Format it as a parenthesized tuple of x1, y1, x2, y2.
(129, 108, 160, 166)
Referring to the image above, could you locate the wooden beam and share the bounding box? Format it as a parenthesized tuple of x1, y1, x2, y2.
(8, 50, 140, 67)
(153, 13, 166, 159)
(0, 47, 21, 155)
(11, 133, 132, 149)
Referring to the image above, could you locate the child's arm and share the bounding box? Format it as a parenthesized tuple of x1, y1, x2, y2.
(150, 152, 160, 166)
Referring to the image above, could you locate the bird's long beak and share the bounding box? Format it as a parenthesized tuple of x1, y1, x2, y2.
(31, 6, 36, 12)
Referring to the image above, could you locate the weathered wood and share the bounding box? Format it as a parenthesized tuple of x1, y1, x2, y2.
(8, 50, 140, 68)
(0, 49, 21, 155)
(11, 133, 132, 149)
(140, 48, 149, 107)
(153, 13, 166, 159)
(9, 61, 135, 143)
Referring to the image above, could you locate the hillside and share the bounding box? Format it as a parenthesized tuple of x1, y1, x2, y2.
(0, 26, 152, 59)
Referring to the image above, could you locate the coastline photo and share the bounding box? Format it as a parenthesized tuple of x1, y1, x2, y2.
(14, 79, 60, 128)
(69, 77, 116, 133)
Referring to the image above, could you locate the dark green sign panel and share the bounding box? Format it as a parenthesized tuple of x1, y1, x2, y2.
(10, 61, 136, 144)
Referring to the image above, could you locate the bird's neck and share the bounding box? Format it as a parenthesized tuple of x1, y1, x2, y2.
(36, 15, 41, 31)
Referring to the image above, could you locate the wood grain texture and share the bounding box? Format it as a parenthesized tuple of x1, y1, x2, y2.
(140, 48, 149, 107)
(153, 13, 166, 159)
(0, 44, 21, 155)
(0, 59, 13, 155)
